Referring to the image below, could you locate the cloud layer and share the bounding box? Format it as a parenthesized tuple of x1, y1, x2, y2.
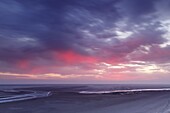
(1, 0, 170, 83)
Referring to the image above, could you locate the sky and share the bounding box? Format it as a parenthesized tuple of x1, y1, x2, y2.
(1, 0, 170, 84)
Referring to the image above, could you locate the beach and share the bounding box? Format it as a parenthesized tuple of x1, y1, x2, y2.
(1, 85, 170, 113)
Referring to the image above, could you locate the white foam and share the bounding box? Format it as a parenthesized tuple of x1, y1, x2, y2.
(79, 88, 170, 94)
(0, 91, 51, 104)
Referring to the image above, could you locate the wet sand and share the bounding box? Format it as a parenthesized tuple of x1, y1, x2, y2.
(1, 91, 170, 113)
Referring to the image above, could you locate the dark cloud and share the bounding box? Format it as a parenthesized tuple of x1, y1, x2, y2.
(115, 0, 157, 23)
(0, 0, 119, 60)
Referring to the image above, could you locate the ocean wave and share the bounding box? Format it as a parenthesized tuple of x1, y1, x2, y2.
(79, 88, 170, 94)
(0, 90, 51, 104)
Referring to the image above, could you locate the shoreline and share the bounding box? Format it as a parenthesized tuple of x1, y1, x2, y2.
(1, 85, 170, 113)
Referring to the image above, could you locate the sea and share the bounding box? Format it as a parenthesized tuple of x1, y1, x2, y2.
(1, 84, 170, 104)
